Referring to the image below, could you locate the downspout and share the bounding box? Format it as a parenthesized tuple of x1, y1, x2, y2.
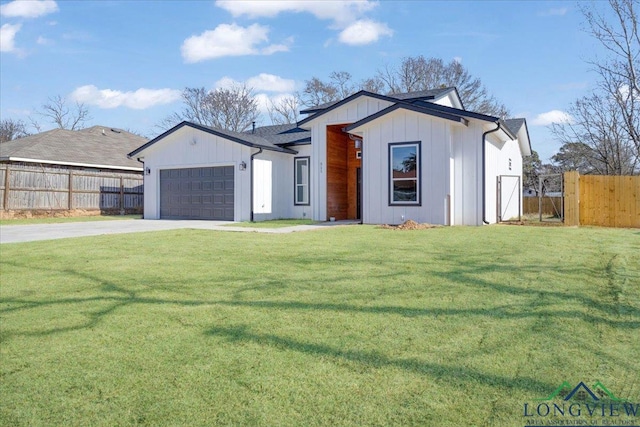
(136, 157, 145, 219)
(250, 148, 263, 222)
(482, 122, 501, 225)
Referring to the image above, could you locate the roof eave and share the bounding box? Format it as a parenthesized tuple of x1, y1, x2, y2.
(128, 121, 297, 158)
(2, 156, 143, 171)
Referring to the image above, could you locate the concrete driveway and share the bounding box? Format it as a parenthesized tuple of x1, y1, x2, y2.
(0, 219, 353, 244)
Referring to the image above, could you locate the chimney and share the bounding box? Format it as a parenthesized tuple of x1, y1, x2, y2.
(252, 122, 256, 134)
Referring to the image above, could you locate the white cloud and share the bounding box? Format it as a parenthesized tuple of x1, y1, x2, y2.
(255, 92, 297, 114)
(0, 0, 58, 18)
(214, 77, 240, 90)
(453, 56, 462, 63)
(338, 19, 392, 45)
(216, 0, 391, 46)
(531, 110, 573, 126)
(181, 23, 289, 62)
(70, 85, 181, 110)
(216, 0, 376, 25)
(247, 73, 295, 92)
(215, 73, 295, 93)
(0, 23, 21, 52)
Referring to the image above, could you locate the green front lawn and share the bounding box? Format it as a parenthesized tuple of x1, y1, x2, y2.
(1, 226, 638, 426)
(228, 218, 319, 228)
(0, 214, 142, 226)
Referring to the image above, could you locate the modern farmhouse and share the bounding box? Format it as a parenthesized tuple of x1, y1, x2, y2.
(128, 88, 531, 225)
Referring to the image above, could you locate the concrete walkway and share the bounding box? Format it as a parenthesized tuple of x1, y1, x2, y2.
(0, 219, 359, 244)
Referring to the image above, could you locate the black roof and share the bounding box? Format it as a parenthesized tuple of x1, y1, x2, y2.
(299, 87, 457, 115)
(129, 122, 300, 158)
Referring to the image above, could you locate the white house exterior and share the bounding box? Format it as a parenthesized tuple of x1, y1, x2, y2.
(129, 88, 531, 225)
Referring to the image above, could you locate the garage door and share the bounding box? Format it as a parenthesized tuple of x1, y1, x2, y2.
(159, 166, 234, 220)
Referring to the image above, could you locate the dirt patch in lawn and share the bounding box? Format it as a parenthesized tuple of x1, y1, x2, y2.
(379, 220, 442, 230)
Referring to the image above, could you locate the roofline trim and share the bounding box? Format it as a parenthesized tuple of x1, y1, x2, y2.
(1, 157, 143, 171)
(344, 103, 469, 133)
(297, 90, 409, 127)
(128, 121, 297, 158)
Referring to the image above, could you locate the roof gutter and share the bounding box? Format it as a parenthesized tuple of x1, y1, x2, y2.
(250, 148, 263, 222)
(482, 122, 501, 225)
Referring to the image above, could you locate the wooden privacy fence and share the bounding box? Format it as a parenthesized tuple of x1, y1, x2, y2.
(523, 197, 563, 216)
(0, 164, 143, 213)
(564, 171, 640, 228)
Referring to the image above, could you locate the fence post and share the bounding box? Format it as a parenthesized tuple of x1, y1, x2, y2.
(3, 166, 10, 211)
(119, 176, 124, 214)
(564, 171, 580, 226)
(68, 170, 73, 210)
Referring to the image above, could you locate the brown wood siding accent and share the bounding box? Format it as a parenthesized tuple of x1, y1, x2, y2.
(326, 125, 361, 220)
(347, 137, 362, 219)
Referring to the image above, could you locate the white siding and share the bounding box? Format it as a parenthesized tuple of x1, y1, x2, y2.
(360, 109, 453, 225)
(485, 135, 523, 222)
(450, 123, 483, 225)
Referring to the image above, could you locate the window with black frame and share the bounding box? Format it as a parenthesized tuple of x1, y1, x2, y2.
(389, 142, 421, 205)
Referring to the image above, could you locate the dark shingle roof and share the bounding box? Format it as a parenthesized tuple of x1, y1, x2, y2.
(300, 87, 456, 114)
(128, 122, 300, 158)
(504, 118, 526, 136)
(247, 123, 310, 146)
(0, 126, 147, 170)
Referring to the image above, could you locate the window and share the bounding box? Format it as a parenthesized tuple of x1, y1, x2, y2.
(389, 142, 421, 205)
(294, 157, 310, 205)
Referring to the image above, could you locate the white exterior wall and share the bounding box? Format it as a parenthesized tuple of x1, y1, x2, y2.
(484, 135, 523, 223)
(140, 126, 286, 222)
(252, 144, 312, 221)
(360, 109, 454, 225)
(451, 123, 484, 225)
(308, 96, 395, 221)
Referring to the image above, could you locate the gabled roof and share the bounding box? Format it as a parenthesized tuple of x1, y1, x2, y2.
(249, 123, 311, 146)
(0, 126, 147, 171)
(504, 118, 532, 156)
(128, 121, 298, 158)
(345, 103, 470, 133)
(300, 87, 458, 115)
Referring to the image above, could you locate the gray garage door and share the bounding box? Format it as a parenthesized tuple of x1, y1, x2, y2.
(159, 166, 234, 220)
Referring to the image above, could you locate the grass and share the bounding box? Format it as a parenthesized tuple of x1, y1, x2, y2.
(0, 214, 142, 226)
(1, 225, 639, 426)
(228, 218, 319, 228)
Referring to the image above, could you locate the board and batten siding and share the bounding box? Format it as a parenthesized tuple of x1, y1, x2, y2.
(307, 96, 395, 221)
(140, 126, 253, 221)
(484, 134, 524, 223)
(252, 145, 312, 221)
(360, 109, 453, 225)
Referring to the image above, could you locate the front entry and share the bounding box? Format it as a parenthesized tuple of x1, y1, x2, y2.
(326, 124, 362, 220)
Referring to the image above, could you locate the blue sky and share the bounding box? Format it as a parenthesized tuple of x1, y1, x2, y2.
(1, 0, 607, 161)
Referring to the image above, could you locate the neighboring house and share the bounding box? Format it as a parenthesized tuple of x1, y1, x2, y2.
(128, 88, 531, 225)
(1, 126, 147, 212)
(1, 126, 146, 172)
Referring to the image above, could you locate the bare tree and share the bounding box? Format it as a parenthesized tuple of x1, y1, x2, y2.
(159, 84, 259, 132)
(0, 118, 29, 143)
(37, 95, 91, 130)
(377, 56, 509, 117)
(267, 95, 300, 125)
(299, 58, 509, 117)
(551, 0, 639, 175)
(300, 77, 341, 107)
(581, 0, 639, 152)
(552, 92, 639, 175)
